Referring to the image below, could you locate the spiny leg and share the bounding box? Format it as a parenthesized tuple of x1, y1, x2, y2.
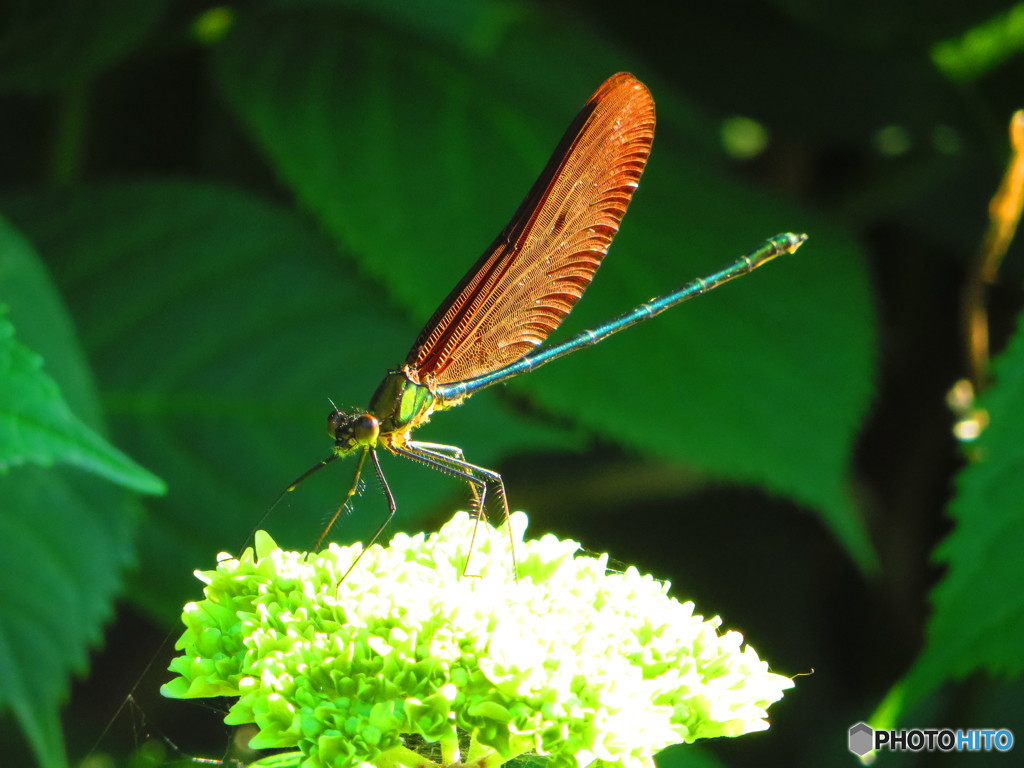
(403, 442, 503, 525)
(410, 441, 469, 459)
(393, 444, 494, 575)
(394, 443, 488, 518)
(336, 448, 396, 582)
(397, 444, 489, 521)
(314, 447, 370, 551)
(285, 454, 338, 494)
(402, 442, 517, 577)
(409, 440, 482, 510)
(240, 453, 340, 553)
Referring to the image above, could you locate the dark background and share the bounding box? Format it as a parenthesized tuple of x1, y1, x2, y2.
(2, 0, 1023, 766)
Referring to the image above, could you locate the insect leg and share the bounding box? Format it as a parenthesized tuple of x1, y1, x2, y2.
(401, 442, 516, 577)
(335, 448, 397, 581)
(408, 440, 481, 508)
(314, 447, 370, 550)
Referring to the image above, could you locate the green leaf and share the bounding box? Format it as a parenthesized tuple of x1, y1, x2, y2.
(0, 219, 142, 768)
(895, 312, 1024, 714)
(0, 466, 139, 768)
(0, 223, 165, 495)
(0, 0, 167, 92)
(213, 2, 877, 569)
(0, 314, 164, 494)
(2, 181, 581, 623)
(0, 213, 102, 426)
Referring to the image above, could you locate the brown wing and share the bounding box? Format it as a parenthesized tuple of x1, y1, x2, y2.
(404, 72, 656, 385)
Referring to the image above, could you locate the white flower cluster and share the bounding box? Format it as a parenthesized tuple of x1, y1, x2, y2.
(163, 512, 792, 768)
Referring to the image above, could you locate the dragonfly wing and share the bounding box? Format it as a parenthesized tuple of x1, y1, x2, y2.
(405, 72, 656, 385)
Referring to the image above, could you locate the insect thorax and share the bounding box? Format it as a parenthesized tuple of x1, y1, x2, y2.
(368, 370, 437, 437)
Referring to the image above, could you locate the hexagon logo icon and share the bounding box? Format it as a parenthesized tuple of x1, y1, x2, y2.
(848, 722, 874, 756)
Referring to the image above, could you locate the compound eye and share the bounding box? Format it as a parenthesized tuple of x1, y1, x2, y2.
(352, 414, 380, 445)
(327, 410, 345, 438)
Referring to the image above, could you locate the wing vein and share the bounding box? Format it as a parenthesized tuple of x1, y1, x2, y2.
(405, 73, 656, 385)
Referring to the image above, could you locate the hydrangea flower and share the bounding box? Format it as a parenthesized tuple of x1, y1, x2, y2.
(163, 513, 792, 768)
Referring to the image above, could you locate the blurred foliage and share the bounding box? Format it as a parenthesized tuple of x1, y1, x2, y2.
(0, 0, 1023, 767)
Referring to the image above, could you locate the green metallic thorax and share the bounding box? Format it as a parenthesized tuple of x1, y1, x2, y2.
(368, 371, 437, 438)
